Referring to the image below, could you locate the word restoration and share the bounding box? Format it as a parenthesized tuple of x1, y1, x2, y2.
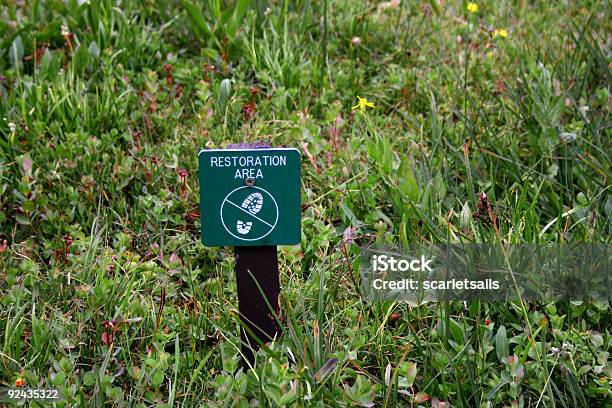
(199, 148, 301, 246)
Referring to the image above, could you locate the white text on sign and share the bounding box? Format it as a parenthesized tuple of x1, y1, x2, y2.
(209, 155, 289, 179)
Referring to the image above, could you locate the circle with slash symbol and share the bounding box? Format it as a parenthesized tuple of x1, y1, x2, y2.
(220, 186, 279, 241)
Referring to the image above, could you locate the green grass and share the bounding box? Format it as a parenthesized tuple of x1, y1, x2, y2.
(0, 0, 610, 406)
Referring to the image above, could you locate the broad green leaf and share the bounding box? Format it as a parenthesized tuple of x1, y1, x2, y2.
(398, 361, 417, 388)
(590, 332, 604, 347)
(8, 35, 24, 67)
(88, 41, 100, 58)
(226, 0, 250, 38)
(496, 326, 509, 362)
(218, 78, 231, 110)
(15, 213, 30, 225)
(83, 371, 96, 387)
(151, 369, 164, 387)
(183, 1, 211, 38)
(405, 362, 417, 387)
(398, 158, 418, 202)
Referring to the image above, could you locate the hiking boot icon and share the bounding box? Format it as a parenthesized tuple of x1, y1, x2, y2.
(236, 220, 252, 235)
(241, 192, 263, 215)
(236, 193, 264, 234)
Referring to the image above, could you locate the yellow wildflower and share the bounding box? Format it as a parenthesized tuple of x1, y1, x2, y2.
(352, 96, 375, 112)
(467, 2, 478, 13)
(494, 28, 508, 38)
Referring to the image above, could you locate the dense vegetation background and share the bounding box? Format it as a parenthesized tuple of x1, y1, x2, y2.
(0, 0, 610, 406)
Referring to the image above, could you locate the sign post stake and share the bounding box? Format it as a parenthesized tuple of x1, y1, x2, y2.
(234, 245, 280, 366)
(199, 143, 300, 368)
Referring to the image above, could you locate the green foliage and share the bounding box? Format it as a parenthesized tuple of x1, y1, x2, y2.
(0, 0, 610, 407)
(182, 0, 251, 61)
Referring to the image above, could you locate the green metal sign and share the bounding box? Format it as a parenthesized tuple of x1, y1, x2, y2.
(199, 148, 301, 246)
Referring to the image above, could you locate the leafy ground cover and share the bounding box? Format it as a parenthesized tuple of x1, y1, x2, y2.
(0, 0, 610, 406)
